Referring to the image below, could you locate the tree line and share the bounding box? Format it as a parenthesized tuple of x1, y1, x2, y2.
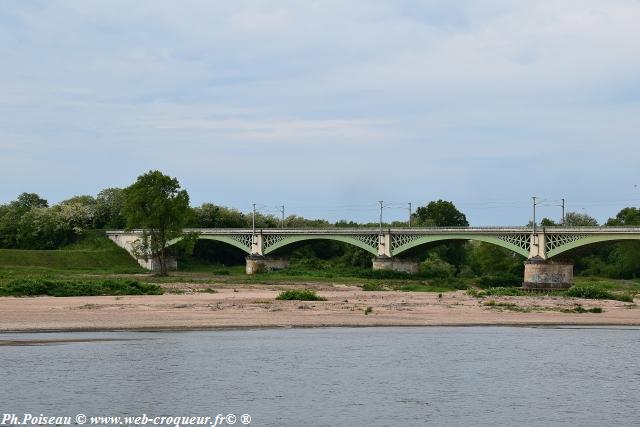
(2, 170, 640, 278)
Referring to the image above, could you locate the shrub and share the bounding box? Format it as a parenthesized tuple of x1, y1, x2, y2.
(566, 286, 634, 302)
(419, 254, 455, 278)
(361, 282, 387, 291)
(475, 273, 522, 288)
(364, 306, 373, 315)
(0, 278, 163, 297)
(275, 289, 327, 301)
(469, 287, 525, 297)
(566, 286, 613, 299)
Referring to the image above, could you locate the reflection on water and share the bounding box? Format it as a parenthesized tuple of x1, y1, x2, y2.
(1, 326, 639, 426)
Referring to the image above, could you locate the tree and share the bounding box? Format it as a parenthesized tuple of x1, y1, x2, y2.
(564, 212, 598, 226)
(191, 203, 248, 228)
(95, 188, 127, 229)
(123, 171, 190, 276)
(540, 218, 557, 226)
(13, 192, 48, 210)
(414, 200, 469, 227)
(606, 207, 640, 226)
(412, 200, 469, 269)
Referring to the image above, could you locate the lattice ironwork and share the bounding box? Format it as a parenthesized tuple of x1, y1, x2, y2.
(352, 234, 380, 251)
(229, 234, 253, 250)
(391, 234, 423, 251)
(497, 234, 531, 252)
(545, 234, 586, 253)
(263, 234, 288, 250)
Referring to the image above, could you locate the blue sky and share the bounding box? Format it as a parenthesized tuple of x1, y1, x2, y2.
(1, 1, 639, 225)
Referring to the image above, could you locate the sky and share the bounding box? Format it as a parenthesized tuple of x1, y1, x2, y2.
(1, 1, 639, 225)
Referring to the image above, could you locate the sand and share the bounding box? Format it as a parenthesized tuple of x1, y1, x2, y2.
(0, 283, 638, 332)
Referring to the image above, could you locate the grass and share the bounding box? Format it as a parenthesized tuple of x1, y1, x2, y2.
(566, 286, 634, 302)
(468, 287, 526, 297)
(0, 278, 163, 297)
(483, 300, 530, 312)
(275, 289, 327, 301)
(0, 234, 143, 274)
(483, 300, 604, 314)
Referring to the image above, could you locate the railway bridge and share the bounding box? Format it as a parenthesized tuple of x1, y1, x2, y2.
(106, 227, 640, 289)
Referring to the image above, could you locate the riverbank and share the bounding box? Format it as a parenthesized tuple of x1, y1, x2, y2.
(1, 283, 638, 332)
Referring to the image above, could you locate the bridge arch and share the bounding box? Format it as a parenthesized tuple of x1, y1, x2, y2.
(391, 234, 529, 258)
(545, 234, 640, 259)
(263, 235, 378, 256)
(167, 235, 252, 254)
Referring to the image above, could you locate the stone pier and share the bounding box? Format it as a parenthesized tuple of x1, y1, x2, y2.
(372, 256, 419, 274)
(245, 255, 290, 275)
(522, 257, 573, 290)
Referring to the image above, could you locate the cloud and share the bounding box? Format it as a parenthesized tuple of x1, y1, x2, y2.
(0, 1, 639, 224)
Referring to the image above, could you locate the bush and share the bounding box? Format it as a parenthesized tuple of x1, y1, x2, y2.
(468, 287, 525, 297)
(361, 282, 387, 291)
(419, 254, 455, 278)
(566, 286, 634, 302)
(275, 289, 327, 301)
(0, 278, 163, 297)
(475, 273, 522, 288)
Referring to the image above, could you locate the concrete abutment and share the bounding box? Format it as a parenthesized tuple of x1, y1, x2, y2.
(245, 256, 290, 275)
(522, 257, 573, 290)
(371, 256, 420, 274)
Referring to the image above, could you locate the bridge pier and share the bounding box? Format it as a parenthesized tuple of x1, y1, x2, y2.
(372, 256, 419, 274)
(245, 255, 290, 275)
(522, 257, 573, 290)
(144, 256, 178, 272)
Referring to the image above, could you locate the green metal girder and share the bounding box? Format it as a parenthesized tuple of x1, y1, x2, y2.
(263, 235, 378, 255)
(391, 234, 529, 258)
(167, 235, 252, 254)
(546, 234, 640, 259)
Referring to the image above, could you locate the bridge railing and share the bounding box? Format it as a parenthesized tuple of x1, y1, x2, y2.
(105, 226, 640, 235)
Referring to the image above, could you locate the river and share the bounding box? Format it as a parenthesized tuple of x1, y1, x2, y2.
(1, 326, 639, 426)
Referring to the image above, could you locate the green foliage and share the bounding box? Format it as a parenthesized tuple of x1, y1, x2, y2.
(189, 203, 248, 228)
(566, 286, 633, 302)
(414, 200, 469, 227)
(364, 306, 373, 315)
(95, 188, 127, 229)
(606, 207, 640, 226)
(0, 236, 142, 272)
(0, 278, 162, 297)
(540, 218, 557, 226)
(483, 300, 528, 312)
(361, 282, 388, 291)
(275, 289, 327, 301)
(564, 212, 598, 226)
(475, 273, 522, 288)
(419, 253, 455, 278)
(13, 193, 48, 210)
(565, 304, 603, 314)
(124, 170, 190, 275)
(468, 287, 526, 297)
(467, 242, 524, 276)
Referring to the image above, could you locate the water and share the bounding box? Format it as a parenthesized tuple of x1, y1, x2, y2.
(1, 327, 639, 426)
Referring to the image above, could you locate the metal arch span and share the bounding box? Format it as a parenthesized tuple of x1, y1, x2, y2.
(166, 234, 253, 254)
(390, 234, 530, 258)
(263, 235, 379, 256)
(545, 233, 640, 259)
